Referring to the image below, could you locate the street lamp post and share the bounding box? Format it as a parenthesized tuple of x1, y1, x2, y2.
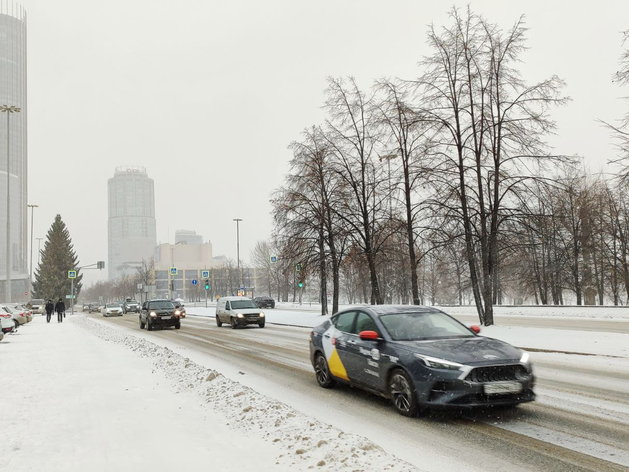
(233, 218, 242, 289)
(27, 204, 38, 290)
(1, 105, 21, 303)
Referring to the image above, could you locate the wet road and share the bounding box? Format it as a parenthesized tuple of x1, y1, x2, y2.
(88, 312, 629, 472)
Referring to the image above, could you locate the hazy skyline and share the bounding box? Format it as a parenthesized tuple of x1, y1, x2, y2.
(18, 0, 629, 286)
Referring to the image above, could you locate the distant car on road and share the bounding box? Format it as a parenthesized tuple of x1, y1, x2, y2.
(102, 303, 123, 317)
(88, 303, 100, 313)
(123, 300, 140, 314)
(173, 301, 186, 318)
(216, 296, 265, 329)
(309, 306, 535, 417)
(139, 299, 182, 331)
(254, 296, 275, 309)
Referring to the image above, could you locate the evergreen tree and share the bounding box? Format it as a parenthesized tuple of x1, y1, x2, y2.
(32, 215, 82, 300)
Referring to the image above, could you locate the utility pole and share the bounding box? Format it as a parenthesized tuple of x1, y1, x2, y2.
(27, 204, 38, 289)
(233, 218, 242, 288)
(1, 105, 21, 302)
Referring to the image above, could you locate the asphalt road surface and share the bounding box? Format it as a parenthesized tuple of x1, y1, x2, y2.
(88, 312, 629, 472)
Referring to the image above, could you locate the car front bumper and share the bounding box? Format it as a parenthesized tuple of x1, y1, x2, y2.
(414, 375, 535, 408)
(148, 315, 181, 326)
(234, 315, 264, 325)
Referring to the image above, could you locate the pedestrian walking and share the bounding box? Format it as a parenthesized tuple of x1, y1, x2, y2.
(55, 298, 65, 323)
(45, 299, 54, 323)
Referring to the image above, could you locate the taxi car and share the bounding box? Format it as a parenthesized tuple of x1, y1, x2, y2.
(309, 306, 535, 416)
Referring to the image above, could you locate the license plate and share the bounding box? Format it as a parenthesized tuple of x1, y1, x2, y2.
(484, 382, 522, 395)
(161, 315, 172, 320)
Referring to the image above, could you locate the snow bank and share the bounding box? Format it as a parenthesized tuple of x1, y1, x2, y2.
(72, 315, 422, 472)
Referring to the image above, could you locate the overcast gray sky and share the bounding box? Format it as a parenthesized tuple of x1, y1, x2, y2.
(20, 0, 629, 286)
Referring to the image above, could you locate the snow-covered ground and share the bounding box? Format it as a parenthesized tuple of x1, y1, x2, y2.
(0, 315, 423, 472)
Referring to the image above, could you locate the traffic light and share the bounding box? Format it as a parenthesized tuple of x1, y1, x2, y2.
(298, 281, 304, 288)
(205, 279, 210, 290)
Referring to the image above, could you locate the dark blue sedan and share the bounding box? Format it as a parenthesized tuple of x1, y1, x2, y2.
(309, 306, 535, 416)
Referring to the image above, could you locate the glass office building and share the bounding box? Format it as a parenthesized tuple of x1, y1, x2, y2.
(0, 4, 28, 300)
(107, 166, 157, 280)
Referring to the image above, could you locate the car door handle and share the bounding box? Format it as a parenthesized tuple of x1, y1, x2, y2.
(323, 334, 330, 339)
(347, 340, 357, 345)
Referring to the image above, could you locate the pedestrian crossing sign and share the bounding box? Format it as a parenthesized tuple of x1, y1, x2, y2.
(68, 270, 77, 279)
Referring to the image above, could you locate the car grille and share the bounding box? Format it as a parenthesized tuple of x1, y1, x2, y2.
(245, 314, 260, 320)
(466, 364, 529, 383)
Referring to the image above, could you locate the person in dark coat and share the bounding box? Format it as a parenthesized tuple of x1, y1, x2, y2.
(45, 299, 54, 323)
(55, 298, 65, 323)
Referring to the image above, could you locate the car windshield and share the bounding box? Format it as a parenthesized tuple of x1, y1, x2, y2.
(3, 306, 14, 313)
(106, 303, 121, 308)
(231, 300, 258, 309)
(31, 299, 44, 305)
(149, 301, 175, 310)
(380, 311, 474, 341)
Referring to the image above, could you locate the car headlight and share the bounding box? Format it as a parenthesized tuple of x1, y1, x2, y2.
(150, 311, 157, 317)
(415, 354, 464, 370)
(175, 310, 181, 315)
(259, 312, 265, 317)
(237, 313, 244, 318)
(520, 351, 530, 364)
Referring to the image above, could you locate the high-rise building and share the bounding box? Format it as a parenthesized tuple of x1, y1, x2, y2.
(107, 166, 157, 280)
(175, 229, 203, 245)
(0, 4, 28, 300)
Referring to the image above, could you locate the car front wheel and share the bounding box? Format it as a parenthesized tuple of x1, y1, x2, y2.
(216, 315, 222, 327)
(147, 318, 153, 331)
(389, 369, 419, 417)
(139, 316, 145, 329)
(230, 317, 238, 329)
(258, 321, 265, 328)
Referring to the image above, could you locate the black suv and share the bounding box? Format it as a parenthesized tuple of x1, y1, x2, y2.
(139, 299, 182, 330)
(254, 296, 275, 309)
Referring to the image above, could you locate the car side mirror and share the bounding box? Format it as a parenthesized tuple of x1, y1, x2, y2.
(359, 330, 380, 341)
(470, 325, 481, 334)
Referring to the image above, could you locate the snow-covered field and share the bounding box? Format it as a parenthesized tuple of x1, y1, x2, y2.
(0, 315, 421, 472)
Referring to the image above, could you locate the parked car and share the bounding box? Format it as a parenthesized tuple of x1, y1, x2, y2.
(123, 300, 140, 314)
(309, 305, 535, 417)
(17, 304, 33, 322)
(102, 303, 123, 317)
(139, 299, 181, 330)
(2, 304, 27, 328)
(0, 307, 15, 335)
(215, 296, 265, 329)
(254, 296, 275, 309)
(27, 298, 45, 315)
(173, 301, 186, 318)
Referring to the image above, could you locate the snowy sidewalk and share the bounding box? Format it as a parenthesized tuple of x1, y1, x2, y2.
(0, 315, 279, 472)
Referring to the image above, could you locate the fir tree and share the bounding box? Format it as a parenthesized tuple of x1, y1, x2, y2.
(32, 215, 82, 300)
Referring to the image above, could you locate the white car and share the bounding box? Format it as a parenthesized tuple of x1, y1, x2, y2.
(102, 303, 123, 317)
(0, 306, 15, 335)
(1, 304, 27, 328)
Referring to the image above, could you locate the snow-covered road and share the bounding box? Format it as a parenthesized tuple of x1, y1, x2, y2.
(3, 311, 628, 471)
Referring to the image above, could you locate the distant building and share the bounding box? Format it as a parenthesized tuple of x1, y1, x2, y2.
(175, 229, 203, 246)
(0, 4, 28, 300)
(107, 166, 157, 280)
(154, 242, 214, 299)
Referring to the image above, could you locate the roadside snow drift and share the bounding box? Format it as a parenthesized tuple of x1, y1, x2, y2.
(71, 315, 420, 472)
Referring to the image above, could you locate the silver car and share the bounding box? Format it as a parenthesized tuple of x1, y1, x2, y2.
(102, 303, 123, 317)
(2, 304, 28, 328)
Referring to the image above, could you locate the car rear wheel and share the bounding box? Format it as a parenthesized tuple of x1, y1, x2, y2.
(230, 317, 238, 329)
(389, 369, 419, 417)
(216, 315, 222, 327)
(314, 353, 336, 388)
(139, 316, 145, 329)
